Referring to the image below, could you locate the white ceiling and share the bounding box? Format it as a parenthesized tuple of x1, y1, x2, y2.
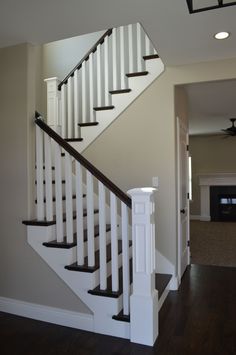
(186, 79, 236, 135)
(1, 0, 236, 66)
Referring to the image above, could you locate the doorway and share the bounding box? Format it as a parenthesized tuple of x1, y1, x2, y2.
(181, 79, 236, 268)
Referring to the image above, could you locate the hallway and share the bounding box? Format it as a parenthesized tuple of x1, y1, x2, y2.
(1, 265, 236, 355)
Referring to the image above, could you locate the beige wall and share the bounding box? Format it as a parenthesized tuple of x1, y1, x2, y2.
(0, 43, 90, 313)
(189, 135, 236, 216)
(84, 58, 236, 276)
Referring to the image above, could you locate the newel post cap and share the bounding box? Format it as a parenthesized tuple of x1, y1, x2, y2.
(127, 187, 157, 197)
(44, 77, 61, 83)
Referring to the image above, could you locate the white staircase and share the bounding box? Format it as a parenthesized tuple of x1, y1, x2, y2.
(22, 23, 172, 347)
(45, 23, 164, 153)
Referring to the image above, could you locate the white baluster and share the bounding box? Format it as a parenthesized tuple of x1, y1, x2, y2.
(110, 192, 119, 292)
(128, 187, 158, 346)
(128, 24, 134, 74)
(89, 53, 95, 122)
(121, 202, 130, 315)
(54, 142, 63, 242)
(82, 61, 87, 123)
(67, 76, 73, 138)
(36, 125, 44, 220)
(86, 171, 95, 267)
(104, 36, 110, 106)
(137, 23, 142, 72)
(96, 44, 102, 107)
(74, 69, 80, 138)
(119, 26, 125, 90)
(44, 133, 53, 221)
(61, 85, 67, 138)
(65, 152, 73, 243)
(99, 182, 107, 290)
(112, 28, 118, 91)
(145, 33, 151, 56)
(76, 161, 84, 265)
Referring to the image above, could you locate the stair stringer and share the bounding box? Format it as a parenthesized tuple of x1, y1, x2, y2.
(71, 58, 164, 153)
(27, 225, 130, 339)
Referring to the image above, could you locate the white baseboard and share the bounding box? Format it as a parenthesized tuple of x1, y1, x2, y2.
(169, 276, 179, 291)
(190, 215, 201, 220)
(0, 296, 93, 332)
(200, 215, 211, 221)
(158, 277, 172, 310)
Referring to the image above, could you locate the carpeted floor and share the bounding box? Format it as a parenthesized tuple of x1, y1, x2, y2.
(190, 220, 236, 267)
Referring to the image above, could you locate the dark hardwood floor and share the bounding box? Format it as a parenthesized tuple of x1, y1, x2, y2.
(1, 265, 236, 355)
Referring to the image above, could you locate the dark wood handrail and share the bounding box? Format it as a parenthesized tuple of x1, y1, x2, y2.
(58, 28, 113, 91)
(35, 114, 131, 208)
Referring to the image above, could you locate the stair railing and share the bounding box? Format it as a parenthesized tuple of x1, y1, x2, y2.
(45, 23, 158, 139)
(35, 112, 158, 344)
(35, 113, 131, 315)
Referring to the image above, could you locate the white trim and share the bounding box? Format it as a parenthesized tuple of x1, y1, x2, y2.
(199, 173, 236, 186)
(169, 276, 179, 291)
(176, 116, 190, 283)
(0, 297, 93, 332)
(200, 215, 211, 221)
(158, 278, 171, 310)
(190, 215, 201, 220)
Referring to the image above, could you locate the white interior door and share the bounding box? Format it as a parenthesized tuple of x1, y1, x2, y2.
(177, 117, 190, 279)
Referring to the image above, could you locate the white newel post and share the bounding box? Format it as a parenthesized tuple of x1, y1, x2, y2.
(128, 187, 158, 346)
(44, 77, 61, 133)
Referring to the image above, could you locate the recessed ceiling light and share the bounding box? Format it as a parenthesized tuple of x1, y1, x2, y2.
(214, 31, 230, 40)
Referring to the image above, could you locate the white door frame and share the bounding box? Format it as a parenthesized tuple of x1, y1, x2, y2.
(176, 116, 190, 283)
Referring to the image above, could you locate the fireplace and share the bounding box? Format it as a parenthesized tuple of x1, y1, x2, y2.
(198, 174, 236, 221)
(210, 186, 236, 221)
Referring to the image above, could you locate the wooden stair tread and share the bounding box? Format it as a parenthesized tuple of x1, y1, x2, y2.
(35, 180, 66, 185)
(155, 273, 172, 299)
(112, 310, 130, 323)
(65, 138, 83, 142)
(65, 239, 125, 273)
(93, 106, 114, 111)
(22, 209, 99, 226)
(43, 238, 76, 249)
(88, 256, 132, 297)
(35, 165, 55, 170)
(78, 122, 99, 127)
(43, 224, 111, 249)
(35, 194, 85, 204)
(143, 54, 159, 60)
(109, 89, 131, 95)
(126, 71, 148, 78)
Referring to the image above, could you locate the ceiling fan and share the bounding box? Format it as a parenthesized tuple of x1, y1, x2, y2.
(222, 118, 236, 137)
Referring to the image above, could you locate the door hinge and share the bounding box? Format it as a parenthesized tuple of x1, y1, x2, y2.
(187, 240, 190, 247)
(187, 192, 190, 199)
(186, 144, 189, 151)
